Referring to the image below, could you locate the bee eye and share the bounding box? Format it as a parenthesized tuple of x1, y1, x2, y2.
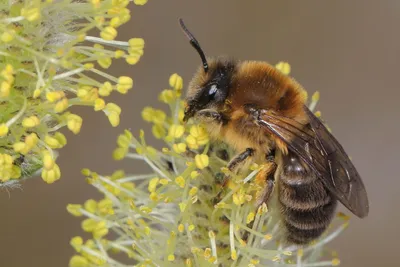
(208, 84, 218, 96)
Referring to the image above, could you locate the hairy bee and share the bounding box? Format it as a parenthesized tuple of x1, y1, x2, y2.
(179, 19, 369, 245)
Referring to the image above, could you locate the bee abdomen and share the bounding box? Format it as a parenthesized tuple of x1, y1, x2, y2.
(278, 179, 337, 244)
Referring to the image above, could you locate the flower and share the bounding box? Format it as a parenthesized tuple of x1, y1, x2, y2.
(69, 69, 347, 266)
(0, 0, 144, 185)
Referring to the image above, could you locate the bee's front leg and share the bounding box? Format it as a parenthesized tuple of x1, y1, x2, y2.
(196, 109, 225, 124)
(214, 148, 255, 204)
(217, 148, 255, 188)
(227, 148, 255, 173)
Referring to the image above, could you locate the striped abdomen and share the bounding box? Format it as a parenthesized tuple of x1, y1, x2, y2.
(278, 152, 337, 244)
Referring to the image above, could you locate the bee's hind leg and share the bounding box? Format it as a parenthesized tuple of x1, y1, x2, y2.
(255, 161, 276, 206)
(242, 158, 277, 241)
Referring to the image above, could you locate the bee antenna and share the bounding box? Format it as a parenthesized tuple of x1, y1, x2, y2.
(179, 18, 209, 73)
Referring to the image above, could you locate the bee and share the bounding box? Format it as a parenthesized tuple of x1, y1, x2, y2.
(179, 19, 369, 245)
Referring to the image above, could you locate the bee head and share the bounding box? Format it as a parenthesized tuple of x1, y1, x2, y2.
(179, 19, 236, 121)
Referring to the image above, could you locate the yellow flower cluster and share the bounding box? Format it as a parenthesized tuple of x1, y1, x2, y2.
(69, 71, 346, 267)
(0, 1, 145, 184)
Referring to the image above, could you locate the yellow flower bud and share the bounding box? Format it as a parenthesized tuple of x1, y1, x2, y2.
(45, 135, 60, 149)
(275, 61, 291, 75)
(81, 218, 97, 232)
(148, 177, 159, 193)
(42, 152, 55, 170)
(190, 171, 199, 179)
(141, 107, 154, 122)
(54, 132, 67, 146)
(91, 0, 100, 8)
(84, 199, 98, 213)
(0, 81, 11, 97)
(168, 124, 185, 139)
(66, 114, 83, 134)
(69, 255, 89, 267)
(100, 26, 117, 40)
(115, 50, 125, 58)
(24, 133, 38, 151)
(172, 143, 187, 154)
(108, 112, 120, 127)
(195, 154, 209, 169)
(0, 124, 9, 137)
(1, 64, 14, 83)
(97, 57, 112, 69)
(94, 98, 105, 111)
(94, 16, 105, 26)
(77, 85, 98, 101)
(0, 153, 14, 182)
(153, 110, 167, 125)
(41, 163, 61, 183)
(13, 142, 26, 153)
(93, 221, 109, 239)
(98, 198, 113, 215)
(152, 124, 166, 139)
(128, 37, 144, 49)
(158, 89, 175, 104)
(116, 76, 133, 94)
(54, 97, 69, 113)
(110, 17, 122, 27)
(104, 103, 121, 127)
(113, 147, 128, 160)
(22, 116, 40, 128)
(169, 73, 183, 90)
(99, 81, 113, 96)
(70, 236, 83, 252)
(117, 132, 131, 148)
(185, 135, 198, 150)
(175, 176, 185, 188)
(46, 91, 65, 102)
(134, 0, 148, 6)
(189, 187, 198, 196)
(1, 31, 14, 43)
(45, 132, 67, 149)
(125, 55, 140, 65)
(77, 33, 86, 42)
(33, 88, 41, 98)
(83, 63, 94, 70)
(105, 103, 121, 114)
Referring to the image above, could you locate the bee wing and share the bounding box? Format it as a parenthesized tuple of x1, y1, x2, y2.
(258, 106, 369, 218)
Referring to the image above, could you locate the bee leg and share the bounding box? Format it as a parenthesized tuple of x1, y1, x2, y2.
(255, 162, 276, 206)
(242, 159, 277, 242)
(214, 148, 255, 203)
(242, 165, 276, 242)
(227, 148, 255, 173)
(196, 110, 224, 123)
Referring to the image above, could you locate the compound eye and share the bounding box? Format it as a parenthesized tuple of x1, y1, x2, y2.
(208, 84, 218, 97)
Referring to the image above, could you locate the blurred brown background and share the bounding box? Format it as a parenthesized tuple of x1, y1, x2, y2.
(1, 1, 399, 266)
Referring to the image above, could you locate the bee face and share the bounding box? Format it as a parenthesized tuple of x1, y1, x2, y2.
(184, 58, 236, 121)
